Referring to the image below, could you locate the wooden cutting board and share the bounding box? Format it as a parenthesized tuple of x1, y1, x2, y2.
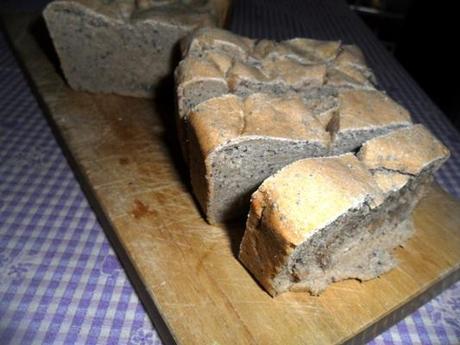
(3, 13, 460, 345)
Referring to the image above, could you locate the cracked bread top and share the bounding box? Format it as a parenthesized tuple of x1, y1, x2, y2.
(358, 124, 450, 175)
(47, 0, 224, 26)
(177, 27, 376, 93)
(176, 28, 416, 157)
(338, 90, 411, 129)
(357, 124, 449, 195)
(188, 93, 330, 155)
(187, 89, 415, 158)
(328, 90, 412, 137)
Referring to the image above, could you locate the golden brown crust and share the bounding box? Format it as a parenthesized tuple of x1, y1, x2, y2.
(326, 90, 413, 153)
(188, 93, 331, 156)
(176, 29, 394, 160)
(242, 94, 329, 142)
(240, 126, 450, 296)
(239, 189, 297, 295)
(188, 94, 244, 156)
(182, 27, 255, 59)
(285, 38, 342, 62)
(337, 45, 367, 66)
(227, 61, 270, 86)
(175, 56, 226, 86)
(177, 28, 374, 97)
(337, 90, 412, 132)
(239, 154, 385, 295)
(251, 39, 293, 60)
(260, 59, 327, 88)
(358, 124, 450, 175)
(254, 154, 383, 243)
(372, 171, 410, 195)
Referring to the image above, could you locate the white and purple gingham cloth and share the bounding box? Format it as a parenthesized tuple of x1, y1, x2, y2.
(0, 32, 161, 345)
(1, 0, 460, 344)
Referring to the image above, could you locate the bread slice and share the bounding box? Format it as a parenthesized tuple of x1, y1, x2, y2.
(239, 125, 449, 296)
(43, 0, 229, 97)
(188, 93, 330, 223)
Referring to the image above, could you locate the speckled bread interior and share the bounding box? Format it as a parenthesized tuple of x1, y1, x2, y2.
(175, 28, 413, 224)
(43, 0, 228, 97)
(239, 125, 450, 296)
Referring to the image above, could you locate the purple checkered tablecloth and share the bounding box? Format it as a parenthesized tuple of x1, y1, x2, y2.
(0, 32, 161, 345)
(1, 0, 460, 344)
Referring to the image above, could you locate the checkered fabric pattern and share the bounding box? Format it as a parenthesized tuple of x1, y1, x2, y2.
(0, 0, 459, 344)
(0, 32, 161, 345)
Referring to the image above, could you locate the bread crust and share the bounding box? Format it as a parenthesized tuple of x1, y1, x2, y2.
(239, 125, 450, 296)
(175, 28, 418, 224)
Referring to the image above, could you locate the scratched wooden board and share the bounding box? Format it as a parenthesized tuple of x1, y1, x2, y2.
(3, 13, 460, 345)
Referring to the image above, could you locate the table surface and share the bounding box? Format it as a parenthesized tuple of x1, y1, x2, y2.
(1, 0, 460, 344)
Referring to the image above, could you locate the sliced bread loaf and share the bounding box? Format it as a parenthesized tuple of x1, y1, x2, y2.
(239, 125, 449, 296)
(182, 87, 412, 223)
(175, 28, 414, 223)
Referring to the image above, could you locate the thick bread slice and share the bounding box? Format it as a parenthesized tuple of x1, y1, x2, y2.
(43, 0, 229, 98)
(187, 93, 330, 223)
(239, 126, 449, 296)
(239, 154, 389, 296)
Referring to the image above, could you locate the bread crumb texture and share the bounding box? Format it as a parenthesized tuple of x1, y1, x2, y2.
(176, 28, 450, 295)
(43, 0, 227, 97)
(239, 125, 449, 296)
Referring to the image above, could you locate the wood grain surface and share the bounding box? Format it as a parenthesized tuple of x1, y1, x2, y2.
(3, 13, 460, 345)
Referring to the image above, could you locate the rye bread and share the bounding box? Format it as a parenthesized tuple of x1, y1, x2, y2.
(176, 29, 412, 223)
(238, 125, 449, 296)
(43, 0, 229, 97)
(188, 93, 330, 223)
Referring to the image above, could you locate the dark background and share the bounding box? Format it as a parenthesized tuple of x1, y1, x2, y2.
(347, 0, 460, 131)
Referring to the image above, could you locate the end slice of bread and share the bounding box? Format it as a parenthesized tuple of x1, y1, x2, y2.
(239, 125, 449, 296)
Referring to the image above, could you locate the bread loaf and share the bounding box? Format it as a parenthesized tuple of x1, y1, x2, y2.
(43, 0, 229, 97)
(176, 28, 412, 223)
(238, 125, 449, 296)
